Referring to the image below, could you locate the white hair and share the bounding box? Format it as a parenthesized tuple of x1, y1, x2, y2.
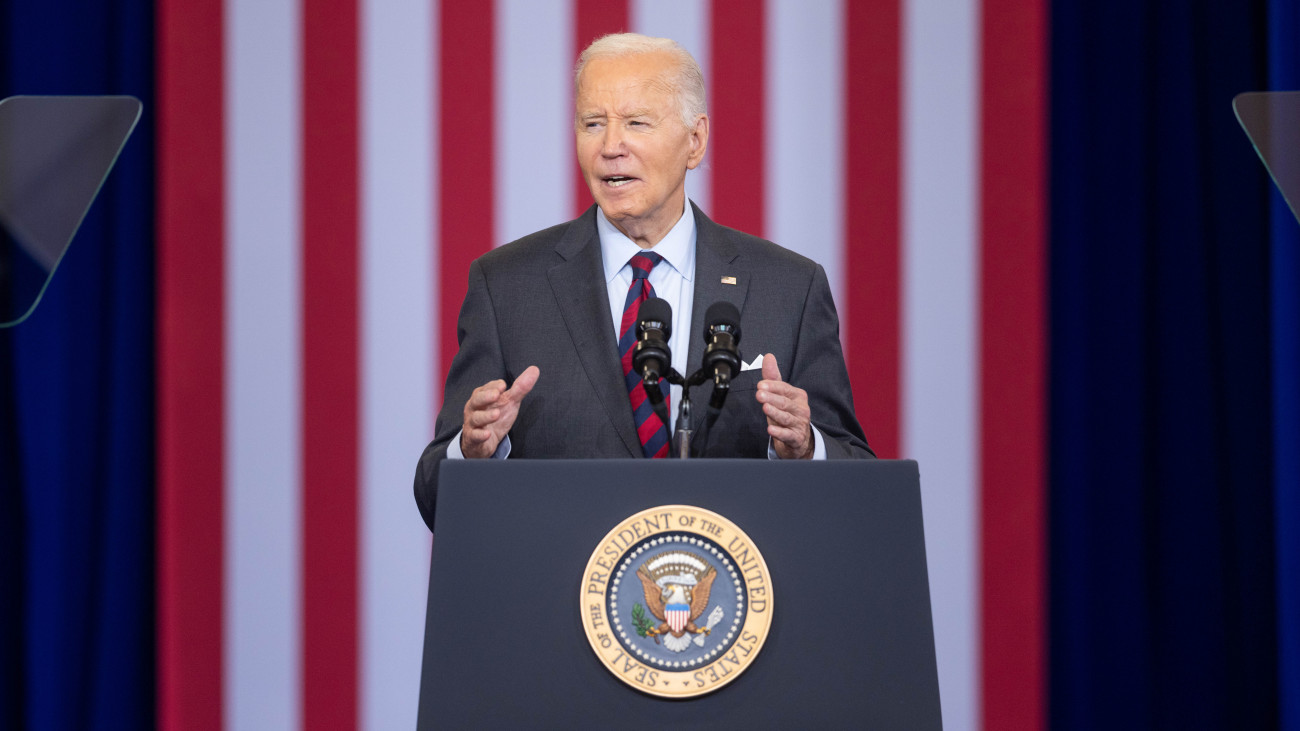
(574, 33, 707, 131)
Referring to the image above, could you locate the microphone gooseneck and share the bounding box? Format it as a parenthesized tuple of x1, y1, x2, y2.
(686, 301, 743, 457)
(633, 297, 674, 431)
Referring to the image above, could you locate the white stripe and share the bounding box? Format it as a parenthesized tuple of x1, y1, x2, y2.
(630, 0, 711, 216)
(359, 0, 436, 728)
(765, 0, 845, 309)
(224, 0, 301, 727)
(902, 0, 980, 727)
(495, 0, 574, 245)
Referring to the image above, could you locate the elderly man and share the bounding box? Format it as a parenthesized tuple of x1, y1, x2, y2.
(414, 33, 873, 531)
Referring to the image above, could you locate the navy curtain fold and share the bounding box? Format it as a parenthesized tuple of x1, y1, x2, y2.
(1051, 0, 1291, 727)
(1268, 2, 1300, 729)
(0, 0, 155, 728)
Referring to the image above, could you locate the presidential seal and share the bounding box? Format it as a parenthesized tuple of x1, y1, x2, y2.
(580, 505, 773, 698)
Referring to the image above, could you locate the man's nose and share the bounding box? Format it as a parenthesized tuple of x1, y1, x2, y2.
(600, 125, 626, 157)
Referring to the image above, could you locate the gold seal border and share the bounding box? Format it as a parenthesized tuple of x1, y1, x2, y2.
(580, 504, 773, 699)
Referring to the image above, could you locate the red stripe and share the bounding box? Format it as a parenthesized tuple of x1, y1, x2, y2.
(439, 0, 496, 381)
(619, 293, 646, 341)
(709, 0, 765, 238)
(301, 0, 360, 727)
(636, 410, 664, 443)
(629, 383, 647, 410)
(844, 0, 901, 459)
(980, 0, 1048, 727)
(156, 0, 224, 728)
(572, 0, 629, 217)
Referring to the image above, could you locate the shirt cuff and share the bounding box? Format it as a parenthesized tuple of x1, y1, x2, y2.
(766, 424, 827, 460)
(447, 429, 512, 460)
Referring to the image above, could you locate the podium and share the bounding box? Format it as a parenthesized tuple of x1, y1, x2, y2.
(417, 459, 941, 729)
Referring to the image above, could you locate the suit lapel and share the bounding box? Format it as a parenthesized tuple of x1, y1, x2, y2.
(548, 208, 642, 457)
(688, 204, 750, 379)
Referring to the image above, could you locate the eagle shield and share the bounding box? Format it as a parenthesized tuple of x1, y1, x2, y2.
(666, 603, 690, 633)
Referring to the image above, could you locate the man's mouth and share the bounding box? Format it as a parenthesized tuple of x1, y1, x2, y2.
(603, 176, 636, 187)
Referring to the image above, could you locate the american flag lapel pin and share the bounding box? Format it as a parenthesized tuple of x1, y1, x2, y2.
(721, 275, 737, 285)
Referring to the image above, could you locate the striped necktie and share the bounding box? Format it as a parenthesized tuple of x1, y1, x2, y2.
(618, 251, 670, 458)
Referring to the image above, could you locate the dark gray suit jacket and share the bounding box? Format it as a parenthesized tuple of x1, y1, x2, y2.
(414, 203, 873, 530)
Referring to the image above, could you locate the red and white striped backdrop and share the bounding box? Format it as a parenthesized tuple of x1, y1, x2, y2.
(157, 0, 1045, 728)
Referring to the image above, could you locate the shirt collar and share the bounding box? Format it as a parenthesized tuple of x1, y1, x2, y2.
(597, 200, 697, 284)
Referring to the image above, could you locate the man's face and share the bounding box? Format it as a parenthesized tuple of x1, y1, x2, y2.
(575, 51, 708, 248)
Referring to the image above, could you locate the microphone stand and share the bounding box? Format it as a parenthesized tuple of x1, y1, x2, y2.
(673, 396, 692, 458)
(648, 366, 727, 459)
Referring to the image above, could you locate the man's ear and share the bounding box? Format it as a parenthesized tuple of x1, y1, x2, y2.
(686, 114, 709, 170)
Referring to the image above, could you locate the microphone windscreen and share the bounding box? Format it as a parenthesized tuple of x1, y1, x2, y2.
(638, 297, 673, 339)
(702, 301, 741, 342)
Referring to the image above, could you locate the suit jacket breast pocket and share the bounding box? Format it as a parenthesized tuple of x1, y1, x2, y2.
(727, 369, 763, 392)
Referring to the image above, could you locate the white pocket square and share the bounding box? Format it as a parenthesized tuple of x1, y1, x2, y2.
(740, 354, 765, 372)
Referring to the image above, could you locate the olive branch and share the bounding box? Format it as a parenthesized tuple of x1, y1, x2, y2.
(631, 603, 655, 638)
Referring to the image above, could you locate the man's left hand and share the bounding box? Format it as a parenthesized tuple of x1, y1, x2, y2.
(756, 353, 814, 460)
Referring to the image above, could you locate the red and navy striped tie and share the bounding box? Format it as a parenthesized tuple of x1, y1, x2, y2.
(618, 251, 670, 458)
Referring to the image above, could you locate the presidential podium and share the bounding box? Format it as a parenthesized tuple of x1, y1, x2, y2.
(417, 459, 941, 729)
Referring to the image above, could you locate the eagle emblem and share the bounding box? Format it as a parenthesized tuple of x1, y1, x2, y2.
(634, 551, 719, 653)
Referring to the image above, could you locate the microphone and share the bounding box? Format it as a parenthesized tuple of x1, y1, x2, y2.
(700, 301, 742, 409)
(632, 297, 673, 412)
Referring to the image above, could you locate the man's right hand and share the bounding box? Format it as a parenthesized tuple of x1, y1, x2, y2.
(460, 366, 540, 459)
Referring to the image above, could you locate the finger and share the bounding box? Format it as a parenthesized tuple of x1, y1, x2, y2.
(761, 353, 783, 382)
(762, 402, 807, 429)
(463, 424, 491, 443)
(759, 377, 806, 395)
(464, 407, 503, 429)
(755, 389, 791, 419)
(757, 381, 805, 404)
(503, 366, 540, 402)
(462, 425, 499, 451)
(757, 384, 810, 411)
(466, 381, 507, 409)
(461, 427, 499, 459)
(767, 423, 809, 449)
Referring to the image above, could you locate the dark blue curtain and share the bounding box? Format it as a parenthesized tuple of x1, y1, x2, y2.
(1051, 0, 1297, 728)
(1269, 1, 1300, 728)
(0, 0, 155, 728)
